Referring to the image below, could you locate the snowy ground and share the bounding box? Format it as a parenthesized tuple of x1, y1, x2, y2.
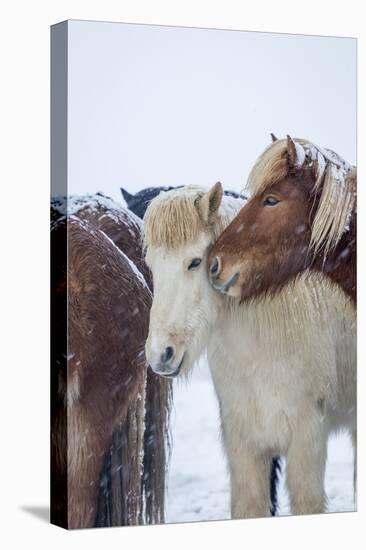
(166, 360, 355, 523)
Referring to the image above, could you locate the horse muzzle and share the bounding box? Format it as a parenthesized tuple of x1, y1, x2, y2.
(146, 342, 186, 378)
(209, 256, 241, 296)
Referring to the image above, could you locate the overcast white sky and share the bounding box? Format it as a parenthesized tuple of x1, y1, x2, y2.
(68, 20, 356, 202)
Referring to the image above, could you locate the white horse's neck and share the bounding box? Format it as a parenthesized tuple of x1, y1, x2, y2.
(208, 269, 355, 369)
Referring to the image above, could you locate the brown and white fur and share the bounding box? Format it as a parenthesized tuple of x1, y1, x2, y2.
(51, 196, 171, 529)
(144, 183, 356, 518)
(208, 135, 356, 303)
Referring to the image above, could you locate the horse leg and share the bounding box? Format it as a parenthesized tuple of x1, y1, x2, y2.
(269, 456, 281, 516)
(230, 450, 272, 519)
(286, 413, 327, 516)
(222, 425, 272, 519)
(68, 447, 104, 529)
(67, 414, 107, 529)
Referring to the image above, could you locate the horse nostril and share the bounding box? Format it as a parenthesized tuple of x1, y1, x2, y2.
(222, 271, 240, 293)
(210, 256, 221, 277)
(160, 346, 175, 364)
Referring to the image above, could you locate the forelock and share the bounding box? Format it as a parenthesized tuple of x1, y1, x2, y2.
(246, 139, 289, 196)
(143, 185, 244, 251)
(143, 186, 206, 250)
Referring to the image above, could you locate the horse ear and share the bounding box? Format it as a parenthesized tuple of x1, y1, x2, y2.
(121, 188, 134, 203)
(286, 135, 305, 170)
(270, 133, 278, 142)
(199, 182, 223, 224)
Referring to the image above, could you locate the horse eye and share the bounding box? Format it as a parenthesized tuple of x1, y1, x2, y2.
(263, 196, 280, 206)
(188, 258, 202, 270)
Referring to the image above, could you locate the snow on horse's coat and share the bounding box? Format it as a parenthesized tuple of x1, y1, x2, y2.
(144, 183, 356, 518)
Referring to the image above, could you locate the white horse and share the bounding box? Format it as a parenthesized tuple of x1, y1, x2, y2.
(144, 183, 356, 518)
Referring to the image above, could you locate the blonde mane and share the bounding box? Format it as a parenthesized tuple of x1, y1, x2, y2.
(246, 139, 290, 196)
(143, 185, 243, 250)
(227, 269, 355, 358)
(247, 138, 356, 257)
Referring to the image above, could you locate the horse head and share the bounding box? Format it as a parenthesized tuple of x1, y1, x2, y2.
(208, 135, 356, 301)
(143, 183, 243, 378)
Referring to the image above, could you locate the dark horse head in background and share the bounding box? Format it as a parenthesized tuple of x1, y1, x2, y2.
(121, 186, 246, 219)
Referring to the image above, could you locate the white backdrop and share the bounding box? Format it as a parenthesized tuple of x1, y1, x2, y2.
(68, 20, 356, 201)
(1, 1, 364, 550)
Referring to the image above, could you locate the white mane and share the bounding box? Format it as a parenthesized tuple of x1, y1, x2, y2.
(304, 143, 356, 257)
(143, 185, 244, 250)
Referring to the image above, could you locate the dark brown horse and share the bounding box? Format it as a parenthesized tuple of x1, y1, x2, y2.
(51, 194, 171, 529)
(208, 136, 356, 303)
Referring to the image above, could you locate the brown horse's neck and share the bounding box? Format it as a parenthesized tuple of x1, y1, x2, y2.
(313, 210, 356, 304)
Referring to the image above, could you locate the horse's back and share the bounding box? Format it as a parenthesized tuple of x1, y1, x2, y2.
(51, 196, 171, 528)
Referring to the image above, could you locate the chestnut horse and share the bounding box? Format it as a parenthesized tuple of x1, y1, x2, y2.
(143, 184, 355, 518)
(51, 195, 171, 529)
(208, 135, 356, 303)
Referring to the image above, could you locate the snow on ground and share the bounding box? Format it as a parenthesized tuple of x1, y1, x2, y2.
(166, 361, 230, 523)
(166, 360, 355, 523)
